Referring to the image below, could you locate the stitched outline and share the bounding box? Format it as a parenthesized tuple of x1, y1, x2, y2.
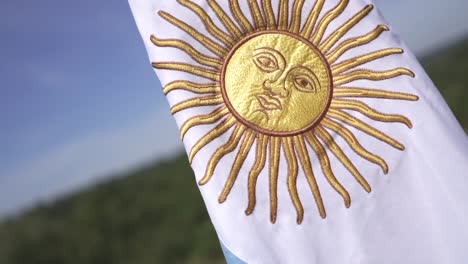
(220, 30, 334, 137)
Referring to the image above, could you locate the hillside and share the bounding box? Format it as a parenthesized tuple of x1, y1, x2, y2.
(0, 156, 225, 264)
(422, 37, 468, 129)
(0, 39, 467, 264)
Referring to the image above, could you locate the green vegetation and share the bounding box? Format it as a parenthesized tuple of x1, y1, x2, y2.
(423, 38, 468, 130)
(0, 156, 225, 264)
(0, 39, 466, 264)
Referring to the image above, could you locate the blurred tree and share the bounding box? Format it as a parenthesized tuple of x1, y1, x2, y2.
(423, 37, 468, 130)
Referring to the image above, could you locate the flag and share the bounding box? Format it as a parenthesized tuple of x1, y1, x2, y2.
(129, 0, 468, 263)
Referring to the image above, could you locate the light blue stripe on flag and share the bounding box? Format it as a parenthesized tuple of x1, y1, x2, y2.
(221, 242, 247, 264)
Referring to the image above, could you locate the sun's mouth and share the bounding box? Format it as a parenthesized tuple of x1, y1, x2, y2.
(256, 93, 283, 111)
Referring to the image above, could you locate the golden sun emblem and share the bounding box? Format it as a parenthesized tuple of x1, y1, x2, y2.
(151, 0, 419, 223)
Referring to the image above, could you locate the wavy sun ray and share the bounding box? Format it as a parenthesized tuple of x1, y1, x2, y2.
(162, 81, 220, 95)
(294, 136, 326, 219)
(334, 68, 415, 86)
(178, 0, 235, 47)
(319, 4, 374, 54)
(180, 107, 230, 139)
(284, 137, 305, 223)
(331, 48, 404, 75)
(219, 130, 256, 203)
(158, 11, 227, 57)
(170, 94, 223, 114)
(290, 0, 306, 33)
(305, 132, 351, 208)
(269, 137, 281, 223)
(331, 99, 413, 128)
(152, 62, 220, 81)
(208, 0, 243, 39)
(189, 116, 236, 163)
(248, 0, 266, 29)
(151, 36, 223, 69)
(326, 25, 389, 64)
(245, 134, 269, 215)
(277, 0, 289, 30)
(300, 0, 325, 38)
(327, 109, 405, 150)
(333, 87, 419, 101)
(315, 126, 371, 192)
(200, 124, 246, 185)
(230, 0, 255, 33)
(262, 0, 277, 29)
(311, 0, 349, 45)
(152, 0, 418, 223)
(321, 118, 389, 174)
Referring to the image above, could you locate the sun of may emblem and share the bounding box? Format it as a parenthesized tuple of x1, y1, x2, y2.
(151, 0, 419, 224)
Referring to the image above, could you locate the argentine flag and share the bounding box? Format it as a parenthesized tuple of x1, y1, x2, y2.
(129, 0, 468, 263)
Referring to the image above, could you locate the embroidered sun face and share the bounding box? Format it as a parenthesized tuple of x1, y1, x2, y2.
(223, 32, 332, 135)
(151, 0, 419, 224)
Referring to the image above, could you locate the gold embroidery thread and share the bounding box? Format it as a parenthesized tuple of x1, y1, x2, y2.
(151, 0, 419, 223)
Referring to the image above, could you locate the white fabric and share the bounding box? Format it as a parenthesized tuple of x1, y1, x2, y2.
(129, 0, 468, 263)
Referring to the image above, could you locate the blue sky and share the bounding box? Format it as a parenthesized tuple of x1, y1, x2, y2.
(1, 0, 468, 216)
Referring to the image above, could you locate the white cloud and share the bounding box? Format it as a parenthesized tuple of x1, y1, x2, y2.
(0, 111, 183, 216)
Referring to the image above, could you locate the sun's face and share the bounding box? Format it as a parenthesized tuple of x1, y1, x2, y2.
(222, 31, 332, 135)
(151, 0, 419, 224)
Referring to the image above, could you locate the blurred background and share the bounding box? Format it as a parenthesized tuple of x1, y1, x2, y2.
(1, 0, 467, 263)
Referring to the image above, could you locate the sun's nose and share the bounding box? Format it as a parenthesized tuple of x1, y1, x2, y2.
(263, 80, 289, 98)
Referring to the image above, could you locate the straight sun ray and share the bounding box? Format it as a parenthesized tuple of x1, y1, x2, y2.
(284, 137, 305, 223)
(290, 0, 306, 33)
(269, 137, 281, 223)
(311, 0, 349, 45)
(293, 136, 326, 219)
(315, 126, 371, 192)
(331, 99, 413, 128)
(319, 5, 374, 54)
(151, 36, 223, 69)
(300, 0, 325, 39)
(332, 48, 403, 75)
(158, 11, 227, 57)
(219, 130, 256, 203)
(326, 25, 389, 64)
(163, 81, 220, 95)
(327, 109, 405, 150)
(305, 133, 351, 208)
(333, 87, 419, 101)
(278, 0, 289, 30)
(152, 62, 220, 81)
(208, 0, 243, 39)
(262, 0, 277, 29)
(321, 118, 389, 174)
(189, 116, 237, 163)
(178, 0, 235, 47)
(247, 0, 266, 30)
(170, 94, 223, 115)
(229, 0, 254, 33)
(245, 134, 269, 216)
(180, 107, 230, 139)
(334, 68, 415, 86)
(199, 124, 246, 185)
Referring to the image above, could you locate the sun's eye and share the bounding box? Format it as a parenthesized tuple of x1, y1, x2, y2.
(293, 75, 317, 93)
(258, 56, 276, 68)
(253, 52, 280, 73)
(296, 77, 309, 87)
